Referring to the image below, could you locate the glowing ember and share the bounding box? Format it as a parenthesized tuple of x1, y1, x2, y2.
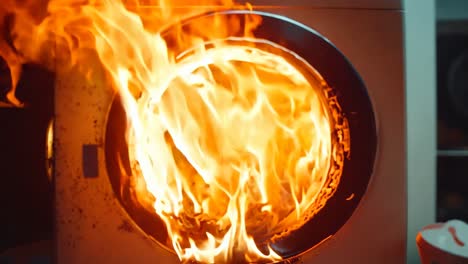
(1, 0, 349, 263)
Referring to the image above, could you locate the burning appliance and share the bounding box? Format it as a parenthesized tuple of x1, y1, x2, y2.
(53, 0, 406, 263)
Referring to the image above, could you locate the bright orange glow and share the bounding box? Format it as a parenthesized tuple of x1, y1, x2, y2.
(46, 119, 54, 182)
(346, 193, 355, 201)
(1, 1, 350, 263)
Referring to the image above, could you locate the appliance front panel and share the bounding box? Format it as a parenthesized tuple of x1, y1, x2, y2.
(54, 8, 405, 264)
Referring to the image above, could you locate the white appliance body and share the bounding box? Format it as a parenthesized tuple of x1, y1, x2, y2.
(54, 1, 406, 263)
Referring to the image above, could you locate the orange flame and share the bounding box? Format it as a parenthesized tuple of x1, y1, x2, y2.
(0, 0, 51, 106)
(1, 0, 349, 263)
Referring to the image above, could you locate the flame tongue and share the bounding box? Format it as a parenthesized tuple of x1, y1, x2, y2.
(1, 1, 349, 263)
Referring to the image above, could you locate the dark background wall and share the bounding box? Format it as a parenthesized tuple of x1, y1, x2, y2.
(0, 60, 54, 252)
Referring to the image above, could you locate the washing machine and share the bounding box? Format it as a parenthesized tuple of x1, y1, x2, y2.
(53, 0, 406, 263)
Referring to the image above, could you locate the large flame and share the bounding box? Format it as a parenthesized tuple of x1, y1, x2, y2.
(1, 0, 349, 263)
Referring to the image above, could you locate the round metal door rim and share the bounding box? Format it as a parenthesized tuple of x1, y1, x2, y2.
(104, 9, 377, 261)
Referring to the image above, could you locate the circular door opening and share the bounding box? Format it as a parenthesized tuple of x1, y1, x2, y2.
(105, 10, 377, 263)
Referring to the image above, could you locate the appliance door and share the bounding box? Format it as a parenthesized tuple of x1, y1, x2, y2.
(105, 10, 377, 262)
